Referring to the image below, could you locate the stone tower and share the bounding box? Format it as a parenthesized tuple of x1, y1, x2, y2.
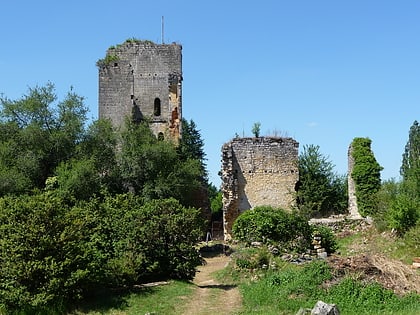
(98, 39, 182, 142)
(221, 137, 299, 240)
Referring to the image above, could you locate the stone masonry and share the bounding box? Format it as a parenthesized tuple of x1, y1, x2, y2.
(347, 143, 362, 219)
(221, 137, 299, 240)
(98, 40, 182, 142)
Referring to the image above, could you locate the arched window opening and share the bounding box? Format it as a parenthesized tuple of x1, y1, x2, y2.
(154, 98, 161, 116)
(158, 132, 164, 141)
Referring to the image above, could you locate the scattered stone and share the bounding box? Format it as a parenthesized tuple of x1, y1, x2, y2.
(251, 241, 263, 247)
(311, 301, 340, 315)
(412, 257, 420, 269)
(318, 252, 328, 259)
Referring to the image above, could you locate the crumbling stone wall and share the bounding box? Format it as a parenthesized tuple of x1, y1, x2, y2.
(347, 143, 362, 219)
(221, 137, 299, 240)
(98, 40, 182, 142)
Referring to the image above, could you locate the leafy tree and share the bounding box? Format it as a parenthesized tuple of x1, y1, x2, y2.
(208, 183, 223, 219)
(297, 144, 347, 217)
(178, 119, 206, 166)
(0, 194, 107, 312)
(252, 122, 261, 137)
(350, 138, 383, 217)
(0, 83, 88, 194)
(387, 194, 419, 235)
(400, 120, 420, 199)
(119, 120, 203, 206)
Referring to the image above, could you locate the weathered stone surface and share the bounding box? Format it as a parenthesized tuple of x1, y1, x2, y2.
(221, 137, 299, 240)
(98, 40, 182, 142)
(311, 301, 340, 315)
(347, 143, 362, 219)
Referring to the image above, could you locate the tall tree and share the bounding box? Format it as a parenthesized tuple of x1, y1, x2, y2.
(297, 144, 347, 217)
(0, 84, 88, 194)
(178, 119, 207, 175)
(119, 120, 203, 206)
(400, 120, 420, 199)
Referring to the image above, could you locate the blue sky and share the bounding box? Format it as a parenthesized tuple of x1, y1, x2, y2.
(1, 1, 419, 187)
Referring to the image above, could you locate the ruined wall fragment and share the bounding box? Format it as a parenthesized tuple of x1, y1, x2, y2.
(347, 143, 362, 219)
(221, 137, 299, 240)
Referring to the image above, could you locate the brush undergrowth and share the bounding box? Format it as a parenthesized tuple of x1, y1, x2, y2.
(231, 256, 420, 315)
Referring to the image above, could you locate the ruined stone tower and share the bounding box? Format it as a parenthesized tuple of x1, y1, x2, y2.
(98, 39, 182, 142)
(221, 137, 299, 240)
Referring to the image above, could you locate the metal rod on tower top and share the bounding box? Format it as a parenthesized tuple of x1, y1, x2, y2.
(161, 16, 165, 44)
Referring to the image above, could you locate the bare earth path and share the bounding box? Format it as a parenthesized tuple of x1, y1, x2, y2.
(181, 254, 242, 315)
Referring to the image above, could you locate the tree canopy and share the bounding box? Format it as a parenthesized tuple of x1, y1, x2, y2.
(297, 144, 347, 217)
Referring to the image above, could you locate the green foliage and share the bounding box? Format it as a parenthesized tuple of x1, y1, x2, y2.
(350, 138, 383, 217)
(240, 259, 420, 315)
(208, 183, 222, 218)
(96, 54, 119, 68)
(251, 122, 261, 137)
(234, 247, 271, 270)
(119, 120, 204, 207)
(401, 121, 420, 181)
(326, 277, 420, 314)
(0, 194, 106, 312)
(387, 194, 419, 235)
(297, 144, 348, 217)
(54, 158, 101, 201)
(101, 197, 205, 283)
(0, 83, 88, 195)
(0, 194, 205, 312)
(232, 206, 312, 251)
(312, 225, 338, 254)
(178, 119, 207, 173)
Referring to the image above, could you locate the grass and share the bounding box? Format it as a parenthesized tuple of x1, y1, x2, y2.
(71, 280, 194, 315)
(70, 223, 419, 315)
(235, 259, 420, 315)
(216, 222, 420, 315)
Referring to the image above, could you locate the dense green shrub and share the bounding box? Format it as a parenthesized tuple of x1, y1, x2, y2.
(0, 194, 106, 312)
(0, 193, 205, 312)
(232, 206, 312, 250)
(387, 194, 419, 235)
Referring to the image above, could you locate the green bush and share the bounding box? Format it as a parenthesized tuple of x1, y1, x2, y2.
(232, 206, 312, 251)
(0, 194, 107, 312)
(387, 194, 419, 235)
(0, 193, 205, 312)
(312, 225, 338, 254)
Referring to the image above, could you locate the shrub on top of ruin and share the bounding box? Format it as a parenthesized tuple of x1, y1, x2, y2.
(96, 54, 120, 68)
(232, 206, 312, 251)
(251, 122, 261, 138)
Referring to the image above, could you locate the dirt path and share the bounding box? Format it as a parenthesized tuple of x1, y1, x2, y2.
(181, 255, 242, 315)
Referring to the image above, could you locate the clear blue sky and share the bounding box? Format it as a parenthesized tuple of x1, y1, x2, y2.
(1, 1, 419, 187)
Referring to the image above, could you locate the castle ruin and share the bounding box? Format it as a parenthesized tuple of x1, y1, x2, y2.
(221, 137, 299, 240)
(347, 142, 363, 219)
(98, 39, 182, 142)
